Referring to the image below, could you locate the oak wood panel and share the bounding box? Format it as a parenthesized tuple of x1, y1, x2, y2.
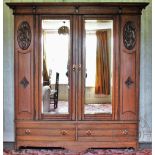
(16, 141, 138, 151)
(78, 137, 136, 142)
(78, 129, 137, 137)
(34, 15, 39, 120)
(77, 15, 82, 121)
(17, 128, 75, 136)
(121, 52, 136, 117)
(18, 52, 31, 113)
(15, 15, 34, 120)
(77, 122, 137, 129)
(72, 15, 79, 121)
(7, 2, 148, 15)
(6, 2, 148, 8)
(120, 15, 140, 121)
(112, 15, 120, 120)
(17, 136, 75, 141)
(78, 7, 119, 15)
(36, 6, 75, 15)
(16, 126, 76, 142)
(77, 122, 137, 142)
(16, 121, 76, 129)
(11, 7, 143, 15)
(16, 121, 76, 142)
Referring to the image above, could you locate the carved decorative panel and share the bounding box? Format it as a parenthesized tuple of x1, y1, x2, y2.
(20, 76, 29, 88)
(17, 21, 31, 50)
(123, 21, 136, 50)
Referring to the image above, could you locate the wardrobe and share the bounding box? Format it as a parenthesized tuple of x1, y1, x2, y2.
(7, 2, 148, 151)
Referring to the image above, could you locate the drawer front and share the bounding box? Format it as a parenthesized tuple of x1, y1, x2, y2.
(78, 123, 138, 142)
(16, 121, 76, 141)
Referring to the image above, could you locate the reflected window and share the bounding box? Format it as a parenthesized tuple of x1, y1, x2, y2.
(84, 20, 113, 114)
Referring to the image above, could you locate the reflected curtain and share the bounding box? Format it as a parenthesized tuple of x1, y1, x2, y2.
(95, 30, 110, 95)
(43, 31, 49, 86)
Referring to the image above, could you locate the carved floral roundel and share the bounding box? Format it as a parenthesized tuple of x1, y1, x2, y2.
(17, 21, 31, 50)
(123, 21, 136, 50)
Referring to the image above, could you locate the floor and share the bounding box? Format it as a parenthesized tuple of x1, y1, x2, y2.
(3, 148, 152, 155)
(47, 101, 112, 114)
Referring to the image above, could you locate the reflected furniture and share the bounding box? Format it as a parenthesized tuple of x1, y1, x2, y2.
(42, 86, 50, 112)
(50, 72, 59, 109)
(7, 2, 148, 151)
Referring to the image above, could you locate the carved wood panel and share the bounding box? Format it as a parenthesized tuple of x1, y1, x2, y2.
(17, 21, 31, 50)
(18, 52, 31, 113)
(123, 21, 136, 50)
(15, 16, 34, 120)
(120, 51, 136, 120)
(120, 15, 140, 120)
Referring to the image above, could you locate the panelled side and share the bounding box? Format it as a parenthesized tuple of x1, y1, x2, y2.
(120, 15, 140, 121)
(15, 15, 34, 120)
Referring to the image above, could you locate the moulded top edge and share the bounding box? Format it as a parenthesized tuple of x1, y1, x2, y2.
(6, 2, 149, 10)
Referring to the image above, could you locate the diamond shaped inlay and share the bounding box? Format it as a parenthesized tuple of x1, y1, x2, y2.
(20, 76, 29, 88)
(125, 76, 134, 88)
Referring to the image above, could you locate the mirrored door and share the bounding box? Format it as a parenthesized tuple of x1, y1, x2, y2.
(39, 16, 114, 120)
(40, 16, 75, 120)
(82, 17, 114, 120)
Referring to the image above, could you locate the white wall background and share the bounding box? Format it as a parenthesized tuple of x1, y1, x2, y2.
(3, 0, 152, 142)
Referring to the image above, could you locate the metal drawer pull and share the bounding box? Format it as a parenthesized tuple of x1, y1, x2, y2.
(122, 129, 128, 135)
(25, 129, 31, 135)
(86, 130, 92, 136)
(61, 130, 67, 135)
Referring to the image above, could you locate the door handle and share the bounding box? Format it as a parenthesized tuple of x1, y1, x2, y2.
(72, 64, 81, 71)
(72, 64, 76, 71)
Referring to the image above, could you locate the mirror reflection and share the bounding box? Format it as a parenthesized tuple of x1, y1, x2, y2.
(84, 20, 113, 114)
(42, 19, 70, 114)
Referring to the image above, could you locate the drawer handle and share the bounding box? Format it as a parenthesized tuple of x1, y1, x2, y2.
(25, 129, 31, 135)
(122, 129, 128, 135)
(61, 130, 67, 136)
(86, 130, 92, 136)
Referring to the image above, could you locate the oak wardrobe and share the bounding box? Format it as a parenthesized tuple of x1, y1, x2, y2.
(7, 2, 148, 151)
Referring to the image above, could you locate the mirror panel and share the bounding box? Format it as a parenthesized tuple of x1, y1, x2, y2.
(84, 20, 113, 115)
(41, 19, 70, 115)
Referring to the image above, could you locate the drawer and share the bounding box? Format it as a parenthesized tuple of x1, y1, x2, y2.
(16, 121, 76, 141)
(78, 123, 138, 142)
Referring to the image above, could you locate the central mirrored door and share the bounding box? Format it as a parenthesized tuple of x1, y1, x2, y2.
(40, 16, 75, 120)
